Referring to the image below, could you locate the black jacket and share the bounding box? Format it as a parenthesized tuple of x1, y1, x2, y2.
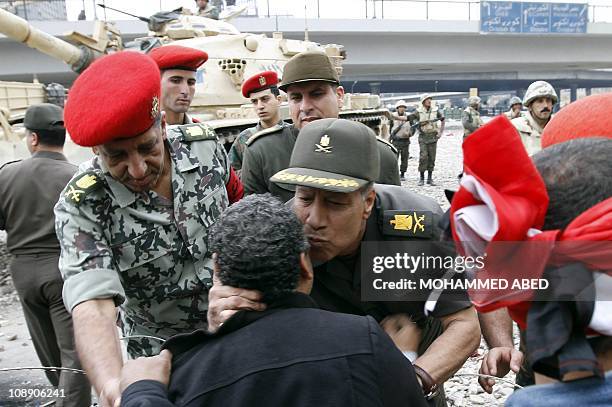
(121, 293, 428, 407)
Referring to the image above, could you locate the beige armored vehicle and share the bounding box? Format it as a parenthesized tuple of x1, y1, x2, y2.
(0, 6, 388, 165)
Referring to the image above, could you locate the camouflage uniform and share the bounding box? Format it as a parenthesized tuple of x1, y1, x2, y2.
(511, 111, 551, 156)
(409, 106, 444, 173)
(461, 105, 483, 140)
(55, 123, 229, 357)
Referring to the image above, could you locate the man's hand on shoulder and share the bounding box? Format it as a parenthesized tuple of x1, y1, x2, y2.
(120, 349, 173, 392)
(479, 346, 523, 393)
(207, 273, 266, 332)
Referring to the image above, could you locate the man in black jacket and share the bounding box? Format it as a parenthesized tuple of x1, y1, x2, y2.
(119, 194, 428, 407)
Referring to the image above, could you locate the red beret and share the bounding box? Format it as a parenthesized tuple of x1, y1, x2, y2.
(149, 45, 208, 71)
(542, 93, 612, 149)
(65, 52, 161, 147)
(241, 71, 279, 98)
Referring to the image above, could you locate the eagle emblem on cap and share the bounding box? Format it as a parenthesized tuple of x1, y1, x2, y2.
(315, 135, 332, 153)
(258, 76, 267, 86)
(151, 96, 160, 119)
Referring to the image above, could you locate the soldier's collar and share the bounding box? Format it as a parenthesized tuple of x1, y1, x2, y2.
(98, 158, 139, 208)
(31, 150, 67, 161)
(167, 132, 201, 173)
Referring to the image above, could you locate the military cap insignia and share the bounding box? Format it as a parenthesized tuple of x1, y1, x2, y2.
(383, 210, 433, 238)
(258, 76, 267, 86)
(315, 134, 332, 153)
(65, 172, 102, 205)
(151, 96, 160, 119)
(180, 123, 218, 142)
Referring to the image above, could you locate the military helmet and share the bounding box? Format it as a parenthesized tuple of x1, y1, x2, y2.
(467, 96, 481, 106)
(523, 81, 558, 107)
(395, 100, 408, 109)
(420, 93, 432, 104)
(509, 96, 522, 106)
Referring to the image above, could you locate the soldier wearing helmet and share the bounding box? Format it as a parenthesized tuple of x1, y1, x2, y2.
(504, 96, 523, 120)
(389, 100, 414, 181)
(511, 81, 558, 155)
(462, 96, 483, 140)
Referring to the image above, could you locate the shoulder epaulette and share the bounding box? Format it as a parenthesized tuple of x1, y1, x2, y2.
(179, 123, 218, 142)
(0, 159, 21, 171)
(382, 210, 434, 238)
(64, 170, 103, 205)
(246, 123, 284, 146)
(377, 137, 398, 154)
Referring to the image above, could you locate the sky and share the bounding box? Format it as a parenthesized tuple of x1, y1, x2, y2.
(65, 0, 612, 23)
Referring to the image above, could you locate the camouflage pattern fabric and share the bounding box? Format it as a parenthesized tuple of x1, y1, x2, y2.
(55, 123, 230, 357)
(461, 106, 483, 139)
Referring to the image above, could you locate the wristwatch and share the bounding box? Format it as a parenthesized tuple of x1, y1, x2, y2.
(412, 364, 439, 400)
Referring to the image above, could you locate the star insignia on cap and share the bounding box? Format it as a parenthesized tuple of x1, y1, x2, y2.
(315, 134, 332, 153)
(258, 76, 267, 86)
(151, 96, 160, 119)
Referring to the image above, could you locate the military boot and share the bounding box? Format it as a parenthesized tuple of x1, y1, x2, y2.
(418, 172, 425, 186)
(427, 171, 436, 186)
(400, 172, 406, 181)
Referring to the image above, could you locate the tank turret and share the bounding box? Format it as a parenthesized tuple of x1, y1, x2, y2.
(0, 6, 389, 156)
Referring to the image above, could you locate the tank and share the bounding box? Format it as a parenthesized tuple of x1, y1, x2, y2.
(0, 6, 389, 163)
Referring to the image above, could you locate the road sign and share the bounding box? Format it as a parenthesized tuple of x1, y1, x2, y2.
(480, 2, 588, 34)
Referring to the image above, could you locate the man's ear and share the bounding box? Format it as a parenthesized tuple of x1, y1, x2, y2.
(92, 146, 99, 155)
(336, 86, 345, 109)
(299, 252, 314, 282)
(160, 112, 167, 140)
(362, 188, 376, 220)
(30, 131, 40, 147)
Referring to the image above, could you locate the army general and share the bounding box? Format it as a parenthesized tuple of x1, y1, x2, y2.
(54, 52, 230, 406)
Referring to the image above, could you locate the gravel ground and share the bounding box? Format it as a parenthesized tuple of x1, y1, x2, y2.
(0, 120, 521, 406)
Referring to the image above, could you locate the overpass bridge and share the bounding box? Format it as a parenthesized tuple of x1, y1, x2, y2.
(2, 13, 612, 98)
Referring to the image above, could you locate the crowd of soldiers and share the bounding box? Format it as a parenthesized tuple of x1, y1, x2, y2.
(0, 27, 610, 407)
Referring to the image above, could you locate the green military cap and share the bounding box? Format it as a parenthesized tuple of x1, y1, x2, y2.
(279, 51, 340, 91)
(270, 118, 379, 193)
(24, 103, 64, 131)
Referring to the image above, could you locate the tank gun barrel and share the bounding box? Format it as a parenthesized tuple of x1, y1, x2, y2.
(0, 8, 93, 73)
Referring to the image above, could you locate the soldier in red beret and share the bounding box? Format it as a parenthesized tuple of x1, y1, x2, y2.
(228, 70, 286, 177)
(56, 51, 237, 407)
(149, 45, 208, 126)
(149, 45, 243, 203)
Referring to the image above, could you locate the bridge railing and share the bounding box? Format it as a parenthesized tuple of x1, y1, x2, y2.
(2, 0, 612, 24)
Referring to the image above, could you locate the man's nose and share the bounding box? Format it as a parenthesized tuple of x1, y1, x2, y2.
(306, 200, 326, 230)
(127, 155, 147, 179)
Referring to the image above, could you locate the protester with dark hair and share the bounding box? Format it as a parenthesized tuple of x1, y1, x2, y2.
(0, 103, 91, 407)
(210, 119, 480, 406)
(118, 194, 428, 407)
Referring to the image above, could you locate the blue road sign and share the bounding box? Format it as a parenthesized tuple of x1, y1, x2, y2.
(480, 2, 588, 34)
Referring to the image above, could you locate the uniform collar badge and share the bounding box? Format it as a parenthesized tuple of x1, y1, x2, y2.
(315, 134, 332, 153)
(390, 212, 426, 234)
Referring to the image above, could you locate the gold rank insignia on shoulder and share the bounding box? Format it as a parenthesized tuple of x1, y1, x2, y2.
(259, 76, 266, 86)
(315, 134, 332, 153)
(65, 172, 101, 205)
(382, 210, 433, 238)
(180, 124, 218, 142)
